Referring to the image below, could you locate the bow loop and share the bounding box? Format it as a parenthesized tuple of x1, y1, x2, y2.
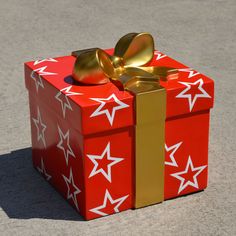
(114, 32, 154, 67)
(73, 48, 114, 84)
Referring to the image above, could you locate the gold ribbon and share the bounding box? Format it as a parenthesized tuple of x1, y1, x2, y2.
(72, 33, 173, 208)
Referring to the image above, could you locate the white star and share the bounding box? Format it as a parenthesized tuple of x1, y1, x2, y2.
(55, 91, 72, 118)
(89, 189, 129, 216)
(60, 85, 83, 96)
(31, 66, 57, 92)
(176, 78, 211, 112)
(34, 58, 58, 65)
(31, 70, 44, 92)
(165, 142, 183, 167)
(32, 107, 47, 148)
(62, 168, 81, 211)
(55, 86, 82, 118)
(37, 157, 51, 181)
(154, 51, 167, 60)
(179, 68, 200, 78)
(171, 156, 207, 194)
(57, 126, 75, 166)
(32, 66, 57, 76)
(87, 142, 124, 183)
(90, 93, 129, 126)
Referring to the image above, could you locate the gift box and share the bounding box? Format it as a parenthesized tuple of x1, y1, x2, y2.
(24, 33, 214, 220)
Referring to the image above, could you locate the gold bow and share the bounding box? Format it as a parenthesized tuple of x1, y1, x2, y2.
(72, 32, 178, 93)
(71, 33, 174, 208)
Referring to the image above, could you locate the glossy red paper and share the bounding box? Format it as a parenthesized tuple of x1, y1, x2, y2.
(25, 49, 214, 220)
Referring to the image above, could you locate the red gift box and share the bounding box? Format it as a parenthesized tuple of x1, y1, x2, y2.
(25, 47, 214, 220)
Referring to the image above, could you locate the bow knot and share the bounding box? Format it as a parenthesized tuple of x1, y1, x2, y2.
(111, 56, 124, 68)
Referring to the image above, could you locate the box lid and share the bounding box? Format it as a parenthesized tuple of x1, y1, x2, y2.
(25, 49, 214, 135)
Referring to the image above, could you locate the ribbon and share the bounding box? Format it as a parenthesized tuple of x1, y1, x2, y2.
(72, 32, 178, 92)
(72, 33, 171, 208)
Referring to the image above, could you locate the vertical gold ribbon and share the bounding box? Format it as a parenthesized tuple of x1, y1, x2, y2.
(116, 70, 166, 208)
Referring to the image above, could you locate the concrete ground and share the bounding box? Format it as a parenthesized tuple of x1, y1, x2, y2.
(0, 0, 235, 235)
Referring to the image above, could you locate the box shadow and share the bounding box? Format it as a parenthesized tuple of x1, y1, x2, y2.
(0, 148, 83, 221)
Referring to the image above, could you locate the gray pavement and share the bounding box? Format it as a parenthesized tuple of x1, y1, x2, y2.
(0, 0, 236, 235)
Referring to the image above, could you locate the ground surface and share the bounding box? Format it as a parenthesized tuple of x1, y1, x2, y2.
(0, 0, 236, 235)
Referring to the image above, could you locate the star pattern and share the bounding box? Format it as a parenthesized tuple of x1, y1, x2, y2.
(32, 66, 57, 76)
(87, 142, 124, 183)
(27, 51, 212, 219)
(171, 156, 207, 194)
(179, 68, 200, 78)
(60, 85, 83, 96)
(90, 93, 129, 126)
(55, 86, 82, 118)
(31, 70, 44, 92)
(34, 58, 58, 65)
(32, 107, 47, 148)
(62, 168, 81, 211)
(57, 126, 75, 166)
(31, 66, 57, 92)
(37, 157, 51, 181)
(176, 78, 211, 111)
(165, 142, 183, 167)
(89, 189, 129, 216)
(154, 51, 167, 60)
